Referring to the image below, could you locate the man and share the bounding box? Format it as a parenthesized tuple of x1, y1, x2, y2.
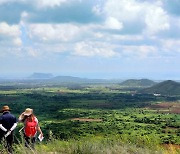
(0, 105, 17, 153)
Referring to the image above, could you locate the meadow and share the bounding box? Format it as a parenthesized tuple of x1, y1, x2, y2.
(0, 83, 179, 153)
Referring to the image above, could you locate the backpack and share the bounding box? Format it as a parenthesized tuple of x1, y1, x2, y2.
(24, 117, 37, 137)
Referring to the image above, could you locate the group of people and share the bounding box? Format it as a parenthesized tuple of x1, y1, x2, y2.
(0, 105, 43, 153)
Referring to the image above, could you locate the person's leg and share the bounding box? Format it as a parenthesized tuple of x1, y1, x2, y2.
(0, 136, 6, 153)
(31, 137, 36, 149)
(24, 135, 30, 148)
(0, 129, 4, 139)
(6, 133, 13, 154)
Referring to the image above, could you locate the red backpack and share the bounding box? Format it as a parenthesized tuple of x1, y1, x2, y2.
(24, 117, 37, 137)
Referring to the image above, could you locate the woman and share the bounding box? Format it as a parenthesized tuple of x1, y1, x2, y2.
(19, 108, 43, 148)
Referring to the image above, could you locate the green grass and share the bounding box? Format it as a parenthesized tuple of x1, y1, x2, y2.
(2, 137, 178, 154)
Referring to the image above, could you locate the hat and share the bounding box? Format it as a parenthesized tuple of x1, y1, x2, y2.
(24, 108, 33, 116)
(0, 105, 11, 112)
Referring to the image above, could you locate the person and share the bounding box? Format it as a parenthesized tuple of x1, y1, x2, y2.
(0, 105, 17, 154)
(18, 108, 43, 149)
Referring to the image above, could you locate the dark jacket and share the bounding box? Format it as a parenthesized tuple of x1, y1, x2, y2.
(0, 111, 17, 130)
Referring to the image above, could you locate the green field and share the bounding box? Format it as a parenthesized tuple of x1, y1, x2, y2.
(0, 83, 179, 153)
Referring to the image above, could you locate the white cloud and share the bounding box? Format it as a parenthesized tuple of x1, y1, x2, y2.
(104, 0, 143, 22)
(0, 0, 176, 60)
(145, 6, 170, 34)
(121, 45, 157, 58)
(28, 24, 80, 42)
(0, 0, 69, 8)
(21, 11, 29, 19)
(0, 22, 22, 46)
(34, 0, 68, 8)
(160, 39, 180, 53)
(105, 17, 123, 30)
(74, 41, 117, 57)
(103, 0, 170, 34)
(13, 37, 22, 46)
(0, 22, 21, 37)
(111, 34, 143, 41)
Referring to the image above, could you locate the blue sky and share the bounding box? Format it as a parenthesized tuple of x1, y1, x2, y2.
(0, 0, 180, 79)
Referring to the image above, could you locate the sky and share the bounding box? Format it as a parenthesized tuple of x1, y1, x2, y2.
(0, 0, 180, 79)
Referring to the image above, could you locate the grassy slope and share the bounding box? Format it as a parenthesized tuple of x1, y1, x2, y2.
(11, 137, 179, 154)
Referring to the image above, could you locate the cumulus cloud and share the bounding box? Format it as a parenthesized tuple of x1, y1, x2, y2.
(104, 0, 143, 22)
(120, 45, 157, 58)
(145, 6, 169, 34)
(74, 41, 117, 57)
(0, 0, 179, 61)
(105, 17, 123, 30)
(34, 0, 68, 8)
(103, 0, 170, 35)
(0, 22, 20, 36)
(28, 24, 80, 42)
(0, 22, 22, 46)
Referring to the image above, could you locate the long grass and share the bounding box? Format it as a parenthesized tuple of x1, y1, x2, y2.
(1, 136, 179, 154)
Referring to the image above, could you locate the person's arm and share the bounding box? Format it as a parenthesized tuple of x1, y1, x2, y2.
(0, 117, 7, 132)
(4, 122, 18, 138)
(10, 122, 17, 131)
(0, 124, 7, 132)
(18, 112, 25, 122)
(4, 116, 18, 137)
(37, 126, 43, 137)
(35, 118, 43, 137)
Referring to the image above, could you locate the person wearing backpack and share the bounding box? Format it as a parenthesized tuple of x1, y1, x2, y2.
(0, 105, 17, 154)
(18, 108, 43, 148)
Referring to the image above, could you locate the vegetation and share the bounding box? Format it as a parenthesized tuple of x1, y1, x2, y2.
(10, 137, 180, 154)
(0, 80, 179, 153)
(141, 80, 180, 95)
(120, 79, 156, 87)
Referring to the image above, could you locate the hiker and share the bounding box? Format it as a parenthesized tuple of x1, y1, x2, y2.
(18, 108, 43, 149)
(0, 105, 17, 154)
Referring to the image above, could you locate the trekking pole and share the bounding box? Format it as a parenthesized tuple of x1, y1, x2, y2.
(19, 127, 24, 133)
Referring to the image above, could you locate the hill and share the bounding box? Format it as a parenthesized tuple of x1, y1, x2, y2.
(28, 73, 53, 79)
(120, 79, 156, 87)
(140, 80, 180, 95)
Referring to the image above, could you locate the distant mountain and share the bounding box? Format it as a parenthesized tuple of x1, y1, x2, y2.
(140, 80, 180, 95)
(28, 73, 53, 79)
(51, 76, 108, 83)
(120, 79, 156, 87)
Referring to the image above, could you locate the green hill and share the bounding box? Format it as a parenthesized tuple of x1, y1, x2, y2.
(140, 80, 180, 95)
(120, 79, 156, 87)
